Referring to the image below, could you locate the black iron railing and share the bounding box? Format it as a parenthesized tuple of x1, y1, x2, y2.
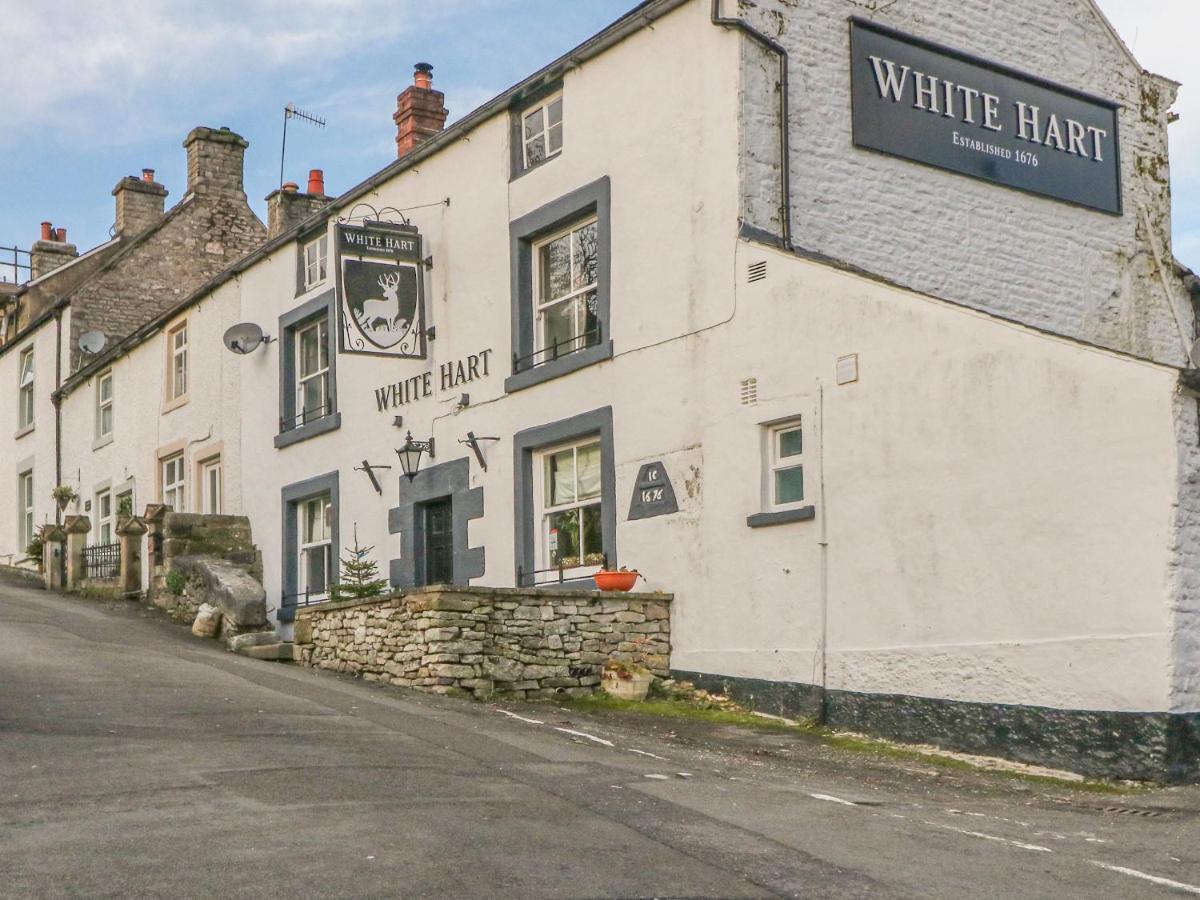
(517, 553, 607, 588)
(512, 324, 602, 375)
(83, 542, 120, 580)
(281, 588, 331, 610)
(279, 399, 334, 434)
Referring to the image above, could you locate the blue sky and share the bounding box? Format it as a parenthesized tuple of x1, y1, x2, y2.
(1, 0, 1194, 271)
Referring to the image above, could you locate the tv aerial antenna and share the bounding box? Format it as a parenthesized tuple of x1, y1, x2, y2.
(279, 102, 326, 187)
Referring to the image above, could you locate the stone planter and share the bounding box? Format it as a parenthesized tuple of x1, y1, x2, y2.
(602, 663, 653, 701)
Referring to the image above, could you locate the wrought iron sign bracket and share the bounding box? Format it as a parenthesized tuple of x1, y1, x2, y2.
(459, 432, 500, 472)
(353, 460, 393, 496)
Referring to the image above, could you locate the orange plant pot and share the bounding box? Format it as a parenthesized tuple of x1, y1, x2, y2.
(594, 570, 639, 592)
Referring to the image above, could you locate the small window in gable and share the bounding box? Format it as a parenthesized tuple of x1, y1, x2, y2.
(303, 234, 329, 290)
(522, 94, 563, 169)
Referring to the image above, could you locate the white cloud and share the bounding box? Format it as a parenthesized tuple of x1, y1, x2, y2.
(0, 0, 489, 145)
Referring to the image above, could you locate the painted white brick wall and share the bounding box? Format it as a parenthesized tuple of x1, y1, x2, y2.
(736, 0, 1190, 367)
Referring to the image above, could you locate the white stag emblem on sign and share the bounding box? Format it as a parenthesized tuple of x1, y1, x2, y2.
(356, 270, 410, 335)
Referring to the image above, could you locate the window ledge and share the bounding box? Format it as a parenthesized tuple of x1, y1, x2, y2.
(92, 434, 114, 452)
(163, 393, 189, 414)
(504, 340, 613, 394)
(274, 412, 341, 449)
(747, 506, 816, 528)
(14, 423, 34, 440)
(511, 150, 562, 183)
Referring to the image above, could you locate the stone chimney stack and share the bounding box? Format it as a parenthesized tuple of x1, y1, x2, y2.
(394, 63, 448, 158)
(183, 126, 250, 199)
(31, 221, 78, 279)
(113, 168, 168, 236)
(265, 169, 331, 240)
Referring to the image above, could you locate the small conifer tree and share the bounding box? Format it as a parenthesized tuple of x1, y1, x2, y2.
(330, 524, 390, 601)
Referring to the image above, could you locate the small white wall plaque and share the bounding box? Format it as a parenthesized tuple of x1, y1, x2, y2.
(836, 354, 859, 385)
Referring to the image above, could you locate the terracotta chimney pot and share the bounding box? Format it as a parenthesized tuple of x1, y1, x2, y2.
(282, 181, 299, 193)
(414, 62, 433, 89)
(142, 168, 155, 183)
(307, 169, 325, 196)
(40, 221, 52, 241)
(55, 228, 67, 243)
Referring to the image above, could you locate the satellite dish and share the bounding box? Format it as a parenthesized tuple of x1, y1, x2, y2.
(78, 331, 107, 355)
(222, 322, 271, 354)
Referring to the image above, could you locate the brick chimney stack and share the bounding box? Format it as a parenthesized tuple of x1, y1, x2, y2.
(265, 169, 331, 240)
(394, 63, 448, 158)
(183, 126, 250, 199)
(113, 168, 168, 236)
(30, 221, 78, 279)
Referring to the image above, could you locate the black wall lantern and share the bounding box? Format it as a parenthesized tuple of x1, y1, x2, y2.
(396, 432, 435, 480)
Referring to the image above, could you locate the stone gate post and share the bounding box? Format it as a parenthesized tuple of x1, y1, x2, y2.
(42, 525, 66, 591)
(63, 515, 91, 591)
(116, 516, 148, 598)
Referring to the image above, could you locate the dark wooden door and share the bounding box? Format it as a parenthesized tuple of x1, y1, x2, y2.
(422, 497, 454, 586)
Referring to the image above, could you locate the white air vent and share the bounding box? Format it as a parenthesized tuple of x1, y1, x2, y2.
(740, 377, 759, 406)
(747, 260, 767, 283)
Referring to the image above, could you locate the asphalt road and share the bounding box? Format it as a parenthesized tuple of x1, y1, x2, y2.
(2, 578, 1199, 899)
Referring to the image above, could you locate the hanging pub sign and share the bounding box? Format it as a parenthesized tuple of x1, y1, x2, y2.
(849, 19, 1122, 214)
(336, 220, 427, 358)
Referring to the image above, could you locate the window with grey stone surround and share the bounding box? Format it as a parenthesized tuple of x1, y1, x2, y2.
(506, 177, 613, 393)
(280, 470, 339, 622)
(275, 290, 340, 449)
(513, 407, 616, 587)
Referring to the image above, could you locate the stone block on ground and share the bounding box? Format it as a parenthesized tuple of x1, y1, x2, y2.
(191, 603, 222, 639)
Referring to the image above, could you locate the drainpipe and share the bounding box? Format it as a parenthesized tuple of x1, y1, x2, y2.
(710, 0, 792, 248)
(53, 308, 63, 525)
(816, 380, 829, 725)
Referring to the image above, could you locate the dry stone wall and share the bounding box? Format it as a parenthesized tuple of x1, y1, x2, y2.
(295, 586, 672, 699)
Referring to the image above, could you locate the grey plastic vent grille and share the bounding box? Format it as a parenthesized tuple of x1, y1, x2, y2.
(747, 261, 767, 283)
(740, 377, 758, 406)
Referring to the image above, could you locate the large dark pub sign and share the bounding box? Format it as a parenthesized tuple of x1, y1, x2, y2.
(850, 19, 1122, 214)
(336, 220, 428, 358)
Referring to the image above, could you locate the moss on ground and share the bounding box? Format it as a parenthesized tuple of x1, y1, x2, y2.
(543, 689, 1133, 795)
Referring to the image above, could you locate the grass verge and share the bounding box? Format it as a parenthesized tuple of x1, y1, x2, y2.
(543, 690, 1134, 795)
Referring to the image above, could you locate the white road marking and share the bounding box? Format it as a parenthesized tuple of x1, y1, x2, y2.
(496, 709, 544, 725)
(644, 774, 670, 780)
(554, 727, 615, 747)
(809, 793, 860, 807)
(1089, 862, 1200, 895)
(925, 822, 1053, 853)
(627, 748, 669, 761)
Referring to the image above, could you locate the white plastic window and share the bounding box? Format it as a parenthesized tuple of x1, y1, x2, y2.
(295, 318, 330, 424)
(536, 438, 603, 575)
(533, 218, 598, 363)
(96, 490, 112, 545)
(18, 470, 34, 551)
(161, 454, 185, 510)
(768, 420, 804, 510)
(200, 458, 222, 515)
(96, 371, 113, 439)
(18, 346, 34, 429)
(522, 94, 563, 168)
(303, 235, 328, 289)
(299, 493, 332, 601)
(169, 323, 188, 400)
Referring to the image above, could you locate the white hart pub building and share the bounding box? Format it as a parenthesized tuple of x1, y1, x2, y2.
(52, 0, 1200, 778)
